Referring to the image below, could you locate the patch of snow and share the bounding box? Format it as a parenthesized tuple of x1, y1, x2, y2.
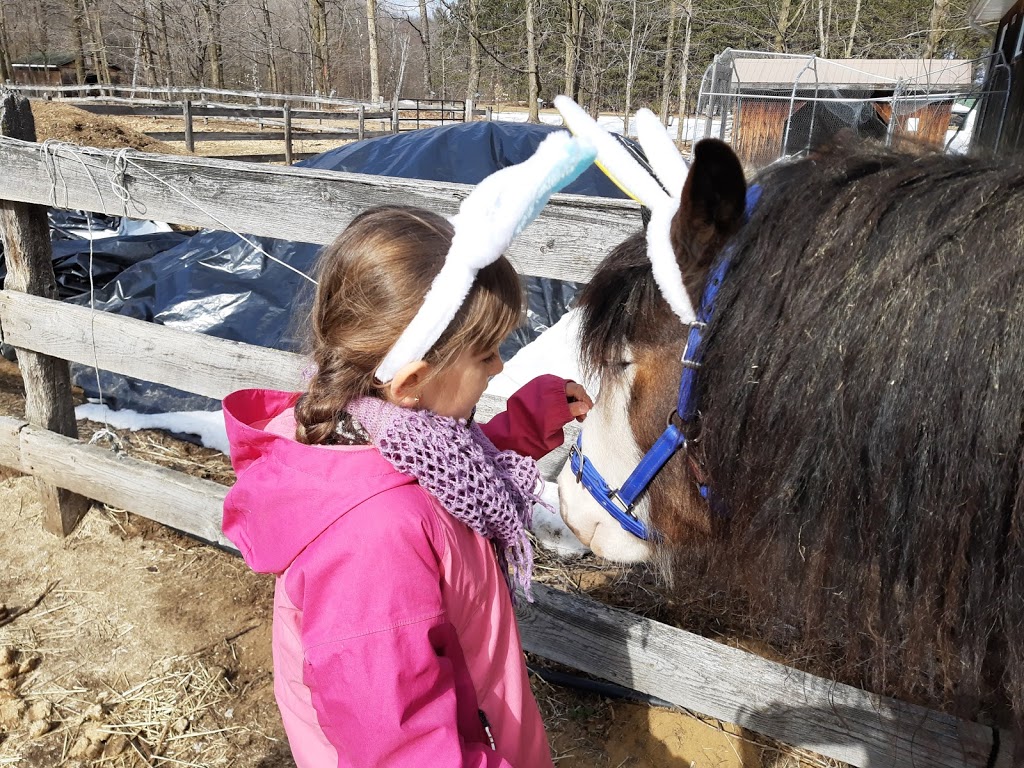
(117, 218, 174, 237)
(76, 403, 230, 455)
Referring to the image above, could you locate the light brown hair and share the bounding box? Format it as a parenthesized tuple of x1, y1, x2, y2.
(294, 204, 522, 445)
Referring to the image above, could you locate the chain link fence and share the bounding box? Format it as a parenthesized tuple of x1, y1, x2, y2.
(688, 49, 991, 170)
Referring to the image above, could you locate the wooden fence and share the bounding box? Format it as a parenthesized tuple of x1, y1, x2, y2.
(4, 83, 489, 163)
(0, 91, 1012, 768)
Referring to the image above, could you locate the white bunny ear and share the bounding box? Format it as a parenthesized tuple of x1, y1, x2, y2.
(554, 96, 667, 210)
(554, 95, 696, 325)
(375, 130, 597, 383)
(635, 109, 688, 201)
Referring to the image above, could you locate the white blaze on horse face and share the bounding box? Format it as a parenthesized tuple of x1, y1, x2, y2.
(556, 358, 654, 563)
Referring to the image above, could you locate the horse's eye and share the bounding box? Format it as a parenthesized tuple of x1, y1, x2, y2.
(618, 360, 633, 369)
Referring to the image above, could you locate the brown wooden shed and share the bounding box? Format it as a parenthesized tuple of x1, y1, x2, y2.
(720, 57, 974, 168)
(12, 53, 122, 87)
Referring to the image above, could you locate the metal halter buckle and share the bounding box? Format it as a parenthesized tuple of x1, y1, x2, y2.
(569, 442, 584, 483)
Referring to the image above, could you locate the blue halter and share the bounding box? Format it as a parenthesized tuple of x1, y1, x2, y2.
(568, 185, 761, 542)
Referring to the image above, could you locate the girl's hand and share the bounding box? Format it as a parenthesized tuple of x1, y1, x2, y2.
(565, 381, 594, 422)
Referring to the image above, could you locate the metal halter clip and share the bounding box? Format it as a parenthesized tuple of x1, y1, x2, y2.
(609, 491, 634, 515)
(568, 442, 584, 483)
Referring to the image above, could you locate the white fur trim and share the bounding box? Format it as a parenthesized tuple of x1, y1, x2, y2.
(554, 96, 695, 324)
(646, 203, 695, 323)
(553, 96, 667, 208)
(635, 109, 688, 200)
(375, 131, 596, 382)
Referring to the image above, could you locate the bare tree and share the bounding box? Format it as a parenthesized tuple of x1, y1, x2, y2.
(466, 0, 480, 102)
(0, 2, 11, 83)
(923, 0, 949, 57)
(659, 0, 677, 124)
(366, 0, 381, 101)
(563, 0, 582, 100)
(675, 0, 692, 141)
(620, 0, 656, 134)
(816, 0, 833, 57)
(526, 0, 538, 121)
(82, 0, 112, 84)
(69, 0, 88, 84)
(155, 0, 174, 85)
(845, 0, 862, 56)
(198, 0, 224, 88)
(309, 0, 328, 93)
(584, 0, 610, 117)
(418, 0, 431, 95)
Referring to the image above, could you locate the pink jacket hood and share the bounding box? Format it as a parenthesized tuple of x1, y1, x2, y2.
(222, 388, 413, 575)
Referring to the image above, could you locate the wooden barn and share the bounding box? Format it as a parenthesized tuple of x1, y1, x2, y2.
(972, 0, 1024, 153)
(11, 52, 121, 87)
(706, 55, 973, 169)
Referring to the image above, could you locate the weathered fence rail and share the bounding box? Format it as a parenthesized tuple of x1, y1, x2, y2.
(6, 84, 488, 163)
(0, 92, 1012, 768)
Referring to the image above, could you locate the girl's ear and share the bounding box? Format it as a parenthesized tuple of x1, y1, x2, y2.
(387, 360, 430, 407)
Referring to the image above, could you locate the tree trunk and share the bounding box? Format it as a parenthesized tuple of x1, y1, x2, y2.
(200, 0, 224, 89)
(309, 0, 329, 94)
(259, 0, 279, 94)
(366, 0, 381, 101)
(526, 0, 539, 122)
(587, 0, 608, 117)
(70, 0, 87, 85)
(675, 0, 692, 142)
(418, 0, 432, 96)
(845, 0, 862, 57)
(774, 0, 793, 52)
(83, 0, 112, 85)
(659, 0, 678, 125)
(157, 0, 174, 86)
(139, 1, 157, 87)
(564, 0, 581, 100)
(467, 0, 480, 102)
(0, 1, 10, 84)
(817, 0, 828, 57)
(923, 0, 949, 58)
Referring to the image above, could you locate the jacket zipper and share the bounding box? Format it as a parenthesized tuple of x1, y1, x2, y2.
(477, 709, 496, 751)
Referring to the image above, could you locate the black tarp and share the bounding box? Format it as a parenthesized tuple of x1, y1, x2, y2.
(66, 121, 635, 413)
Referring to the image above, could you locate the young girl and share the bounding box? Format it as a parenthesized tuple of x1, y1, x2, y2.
(221, 134, 595, 767)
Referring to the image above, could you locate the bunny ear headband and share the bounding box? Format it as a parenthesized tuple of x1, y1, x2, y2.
(375, 130, 596, 383)
(553, 96, 694, 324)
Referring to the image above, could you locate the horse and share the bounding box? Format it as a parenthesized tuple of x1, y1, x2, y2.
(556, 137, 1024, 746)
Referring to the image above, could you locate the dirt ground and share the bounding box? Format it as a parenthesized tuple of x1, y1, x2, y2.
(0, 101, 842, 767)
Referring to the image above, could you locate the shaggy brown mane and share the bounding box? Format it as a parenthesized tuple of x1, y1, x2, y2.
(575, 141, 1024, 745)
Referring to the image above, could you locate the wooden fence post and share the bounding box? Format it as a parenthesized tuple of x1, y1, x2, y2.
(183, 99, 194, 152)
(485, 106, 493, 122)
(392, 98, 399, 134)
(464, 98, 473, 123)
(0, 92, 90, 536)
(283, 102, 292, 165)
(358, 104, 365, 141)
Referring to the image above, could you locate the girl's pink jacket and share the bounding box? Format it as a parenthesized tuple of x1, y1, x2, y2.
(222, 375, 571, 768)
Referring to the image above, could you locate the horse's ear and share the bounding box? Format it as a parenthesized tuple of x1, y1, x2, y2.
(671, 139, 747, 277)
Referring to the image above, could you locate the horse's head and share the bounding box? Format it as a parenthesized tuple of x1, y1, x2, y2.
(557, 139, 747, 562)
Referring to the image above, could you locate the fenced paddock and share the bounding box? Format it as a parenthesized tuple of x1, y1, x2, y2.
(0, 91, 1013, 767)
(2, 83, 489, 163)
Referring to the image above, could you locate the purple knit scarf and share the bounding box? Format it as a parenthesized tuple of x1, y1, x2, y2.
(346, 396, 548, 601)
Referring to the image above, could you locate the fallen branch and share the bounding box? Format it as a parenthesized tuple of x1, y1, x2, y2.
(0, 581, 59, 628)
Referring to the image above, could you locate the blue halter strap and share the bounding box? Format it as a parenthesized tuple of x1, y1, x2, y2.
(568, 184, 762, 542)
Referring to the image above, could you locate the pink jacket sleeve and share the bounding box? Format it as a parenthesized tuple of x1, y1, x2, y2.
(288, 486, 514, 767)
(481, 374, 573, 460)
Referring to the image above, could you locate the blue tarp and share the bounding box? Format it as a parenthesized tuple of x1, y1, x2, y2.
(68, 121, 636, 413)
